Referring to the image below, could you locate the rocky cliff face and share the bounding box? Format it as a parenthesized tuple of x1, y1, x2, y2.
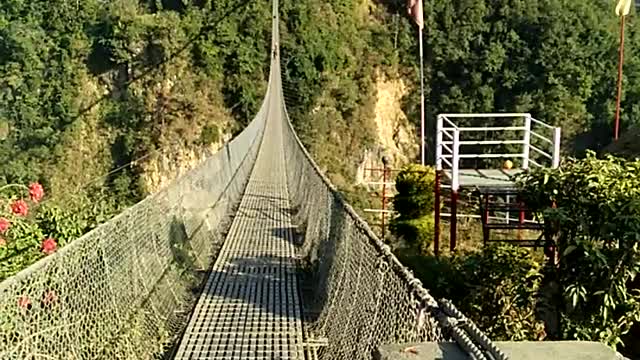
(48, 56, 239, 202)
(141, 132, 233, 194)
(357, 73, 418, 186)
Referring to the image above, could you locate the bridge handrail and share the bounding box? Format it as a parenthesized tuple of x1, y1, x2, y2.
(280, 86, 508, 360)
(0, 67, 271, 360)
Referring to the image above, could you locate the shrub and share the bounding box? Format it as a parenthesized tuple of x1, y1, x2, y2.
(390, 215, 435, 252)
(393, 164, 436, 219)
(390, 164, 437, 252)
(199, 124, 220, 145)
(517, 151, 640, 349)
(400, 244, 546, 341)
(0, 182, 114, 281)
(0, 182, 56, 281)
(455, 245, 546, 341)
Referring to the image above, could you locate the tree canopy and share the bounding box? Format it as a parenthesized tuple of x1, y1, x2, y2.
(379, 0, 640, 157)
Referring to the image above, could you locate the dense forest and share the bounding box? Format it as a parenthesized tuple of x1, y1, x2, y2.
(0, 0, 274, 278)
(2, 0, 640, 356)
(3, 0, 640, 208)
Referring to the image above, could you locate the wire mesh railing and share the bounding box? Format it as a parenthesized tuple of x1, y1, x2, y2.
(0, 81, 269, 360)
(281, 86, 507, 360)
(0, 3, 510, 359)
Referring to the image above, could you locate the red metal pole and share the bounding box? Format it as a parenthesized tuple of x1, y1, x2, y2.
(614, 15, 626, 141)
(518, 199, 525, 241)
(434, 170, 441, 256)
(450, 190, 458, 253)
(381, 164, 388, 240)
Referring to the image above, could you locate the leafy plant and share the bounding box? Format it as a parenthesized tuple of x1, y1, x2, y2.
(0, 183, 57, 281)
(517, 151, 640, 349)
(390, 164, 436, 251)
(399, 244, 546, 341)
(455, 245, 546, 341)
(393, 164, 436, 218)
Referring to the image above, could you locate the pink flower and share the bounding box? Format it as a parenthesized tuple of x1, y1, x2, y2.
(28, 182, 44, 203)
(42, 290, 58, 307)
(0, 237, 5, 246)
(41, 238, 57, 255)
(18, 296, 30, 309)
(0, 218, 9, 233)
(11, 200, 28, 217)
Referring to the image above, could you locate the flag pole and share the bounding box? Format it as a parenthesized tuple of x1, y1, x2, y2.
(408, 0, 425, 164)
(614, 14, 626, 141)
(419, 27, 425, 165)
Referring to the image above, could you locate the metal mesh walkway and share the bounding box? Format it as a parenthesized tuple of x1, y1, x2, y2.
(0, 0, 508, 358)
(174, 74, 304, 358)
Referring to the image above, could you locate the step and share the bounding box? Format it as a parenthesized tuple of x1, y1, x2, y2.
(483, 223, 543, 230)
(484, 239, 542, 247)
(482, 203, 531, 211)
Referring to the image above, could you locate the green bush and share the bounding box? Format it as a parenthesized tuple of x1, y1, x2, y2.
(200, 124, 220, 145)
(0, 180, 125, 281)
(456, 245, 546, 341)
(400, 244, 546, 341)
(517, 152, 640, 350)
(393, 164, 436, 219)
(390, 215, 435, 252)
(390, 164, 436, 251)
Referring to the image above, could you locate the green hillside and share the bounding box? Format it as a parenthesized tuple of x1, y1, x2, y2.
(2, 0, 640, 357)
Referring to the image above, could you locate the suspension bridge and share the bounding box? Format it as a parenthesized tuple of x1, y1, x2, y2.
(0, 2, 617, 360)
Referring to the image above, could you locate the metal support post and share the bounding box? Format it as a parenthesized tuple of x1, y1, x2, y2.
(518, 199, 525, 242)
(450, 130, 460, 252)
(451, 130, 460, 192)
(450, 190, 458, 253)
(434, 170, 441, 257)
(552, 127, 561, 168)
(434, 115, 444, 256)
(381, 159, 389, 240)
(481, 194, 489, 246)
(522, 115, 531, 169)
(436, 115, 444, 170)
(614, 14, 626, 141)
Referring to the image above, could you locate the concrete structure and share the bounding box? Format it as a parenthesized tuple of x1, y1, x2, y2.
(376, 341, 627, 360)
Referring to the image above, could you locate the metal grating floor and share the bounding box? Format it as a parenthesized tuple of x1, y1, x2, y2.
(443, 168, 523, 189)
(174, 93, 304, 359)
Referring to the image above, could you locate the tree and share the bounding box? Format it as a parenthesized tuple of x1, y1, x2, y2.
(374, 0, 640, 156)
(517, 152, 640, 349)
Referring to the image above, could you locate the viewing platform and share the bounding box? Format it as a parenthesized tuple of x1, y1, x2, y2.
(435, 113, 561, 253)
(442, 168, 523, 190)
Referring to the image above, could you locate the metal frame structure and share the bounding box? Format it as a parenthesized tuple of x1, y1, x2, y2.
(434, 113, 561, 254)
(478, 188, 544, 248)
(362, 164, 397, 240)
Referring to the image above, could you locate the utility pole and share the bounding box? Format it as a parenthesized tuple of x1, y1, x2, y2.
(614, 0, 633, 140)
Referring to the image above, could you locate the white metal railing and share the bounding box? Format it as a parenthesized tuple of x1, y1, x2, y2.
(436, 113, 561, 191)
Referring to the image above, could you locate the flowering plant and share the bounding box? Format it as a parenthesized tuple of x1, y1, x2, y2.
(0, 182, 58, 282)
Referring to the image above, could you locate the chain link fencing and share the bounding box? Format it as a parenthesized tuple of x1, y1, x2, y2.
(0, 8, 508, 358)
(0, 88, 269, 359)
(280, 86, 507, 359)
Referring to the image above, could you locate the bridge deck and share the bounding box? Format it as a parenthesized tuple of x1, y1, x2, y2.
(175, 98, 304, 359)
